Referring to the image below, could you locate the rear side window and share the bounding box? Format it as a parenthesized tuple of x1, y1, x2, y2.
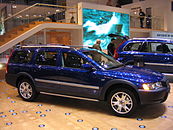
(35, 51, 57, 66)
(9, 50, 33, 64)
(124, 42, 143, 51)
(150, 42, 172, 53)
(166, 44, 173, 52)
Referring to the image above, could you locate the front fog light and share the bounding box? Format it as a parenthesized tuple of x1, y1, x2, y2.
(142, 82, 162, 90)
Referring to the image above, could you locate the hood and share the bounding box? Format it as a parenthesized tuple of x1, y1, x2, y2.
(103, 65, 164, 83)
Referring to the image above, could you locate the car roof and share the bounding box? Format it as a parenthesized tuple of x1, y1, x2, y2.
(128, 38, 173, 43)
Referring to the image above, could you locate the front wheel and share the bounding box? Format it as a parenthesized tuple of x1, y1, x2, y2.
(18, 79, 38, 101)
(107, 88, 137, 117)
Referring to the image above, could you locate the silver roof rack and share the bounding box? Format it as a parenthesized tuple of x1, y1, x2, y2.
(22, 44, 70, 48)
(21, 44, 92, 49)
(132, 37, 172, 41)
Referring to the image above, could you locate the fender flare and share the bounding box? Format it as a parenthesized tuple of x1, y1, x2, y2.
(16, 72, 35, 86)
(99, 79, 138, 100)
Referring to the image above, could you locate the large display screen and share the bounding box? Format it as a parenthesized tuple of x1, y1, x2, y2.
(83, 8, 129, 49)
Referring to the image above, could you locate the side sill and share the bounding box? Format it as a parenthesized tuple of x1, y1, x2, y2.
(40, 92, 99, 102)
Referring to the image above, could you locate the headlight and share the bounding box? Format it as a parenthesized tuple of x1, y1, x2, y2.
(142, 82, 162, 90)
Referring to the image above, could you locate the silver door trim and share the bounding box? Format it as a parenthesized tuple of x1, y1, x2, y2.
(145, 62, 173, 67)
(35, 78, 99, 90)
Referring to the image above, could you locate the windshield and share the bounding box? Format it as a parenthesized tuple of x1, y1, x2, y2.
(83, 50, 123, 69)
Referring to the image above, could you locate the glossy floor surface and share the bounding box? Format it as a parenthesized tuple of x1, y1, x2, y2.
(0, 80, 173, 130)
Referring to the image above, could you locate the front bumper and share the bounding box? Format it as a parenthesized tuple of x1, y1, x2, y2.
(138, 85, 170, 105)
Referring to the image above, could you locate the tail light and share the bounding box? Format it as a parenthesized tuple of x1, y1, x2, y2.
(6, 60, 9, 73)
(113, 40, 126, 59)
(114, 49, 119, 59)
(6, 50, 14, 73)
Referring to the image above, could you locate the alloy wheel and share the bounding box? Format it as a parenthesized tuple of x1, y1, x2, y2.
(19, 82, 33, 99)
(111, 92, 133, 114)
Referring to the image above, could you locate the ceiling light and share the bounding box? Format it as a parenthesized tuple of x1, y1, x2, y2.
(56, 9, 60, 12)
(12, 5, 17, 8)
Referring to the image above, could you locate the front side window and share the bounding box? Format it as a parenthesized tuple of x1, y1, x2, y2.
(35, 51, 57, 66)
(62, 52, 88, 69)
(83, 51, 122, 70)
(124, 42, 143, 51)
(10, 50, 33, 64)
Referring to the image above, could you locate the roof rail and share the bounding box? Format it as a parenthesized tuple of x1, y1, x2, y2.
(22, 44, 70, 48)
(21, 44, 92, 49)
(68, 45, 92, 48)
(132, 37, 171, 41)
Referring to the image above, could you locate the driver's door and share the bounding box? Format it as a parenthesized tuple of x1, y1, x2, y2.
(56, 50, 101, 98)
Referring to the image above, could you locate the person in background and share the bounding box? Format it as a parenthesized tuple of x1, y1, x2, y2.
(146, 15, 152, 28)
(106, 0, 113, 6)
(92, 39, 102, 62)
(70, 16, 75, 23)
(139, 9, 145, 28)
(115, 1, 121, 8)
(50, 13, 57, 22)
(107, 38, 116, 56)
(93, 39, 102, 51)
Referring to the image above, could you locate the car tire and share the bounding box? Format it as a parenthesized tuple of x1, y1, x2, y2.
(107, 88, 137, 117)
(18, 79, 38, 101)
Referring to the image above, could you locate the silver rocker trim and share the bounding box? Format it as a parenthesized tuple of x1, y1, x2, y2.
(163, 73, 173, 76)
(35, 78, 99, 90)
(40, 92, 99, 102)
(145, 62, 173, 67)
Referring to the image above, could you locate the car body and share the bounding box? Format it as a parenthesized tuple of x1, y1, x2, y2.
(5, 45, 170, 116)
(115, 38, 173, 82)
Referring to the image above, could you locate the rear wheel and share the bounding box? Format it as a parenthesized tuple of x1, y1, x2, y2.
(18, 79, 38, 101)
(107, 88, 137, 117)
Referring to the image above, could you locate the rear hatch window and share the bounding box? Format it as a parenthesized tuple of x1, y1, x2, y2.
(9, 50, 34, 64)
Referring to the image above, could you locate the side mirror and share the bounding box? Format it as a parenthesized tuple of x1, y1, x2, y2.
(81, 64, 96, 71)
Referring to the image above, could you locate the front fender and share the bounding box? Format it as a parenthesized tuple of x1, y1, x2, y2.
(99, 79, 138, 100)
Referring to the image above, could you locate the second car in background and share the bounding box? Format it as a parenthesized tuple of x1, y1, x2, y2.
(115, 38, 173, 81)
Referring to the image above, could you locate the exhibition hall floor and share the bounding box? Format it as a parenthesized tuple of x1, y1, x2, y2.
(0, 81, 173, 130)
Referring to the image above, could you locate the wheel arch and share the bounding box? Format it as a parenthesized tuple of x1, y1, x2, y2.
(16, 72, 35, 87)
(99, 79, 140, 104)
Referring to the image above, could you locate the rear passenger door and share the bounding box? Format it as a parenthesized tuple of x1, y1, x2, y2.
(144, 42, 173, 73)
(120, 41, 144, 64)
(33, 49, 61, 93)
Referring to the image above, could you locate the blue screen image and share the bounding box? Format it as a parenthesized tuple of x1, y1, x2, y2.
(83, 8, 129, 49)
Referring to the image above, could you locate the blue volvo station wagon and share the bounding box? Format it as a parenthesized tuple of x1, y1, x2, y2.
(5, 45, 170, 116)
(115, 38, 173, 82)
